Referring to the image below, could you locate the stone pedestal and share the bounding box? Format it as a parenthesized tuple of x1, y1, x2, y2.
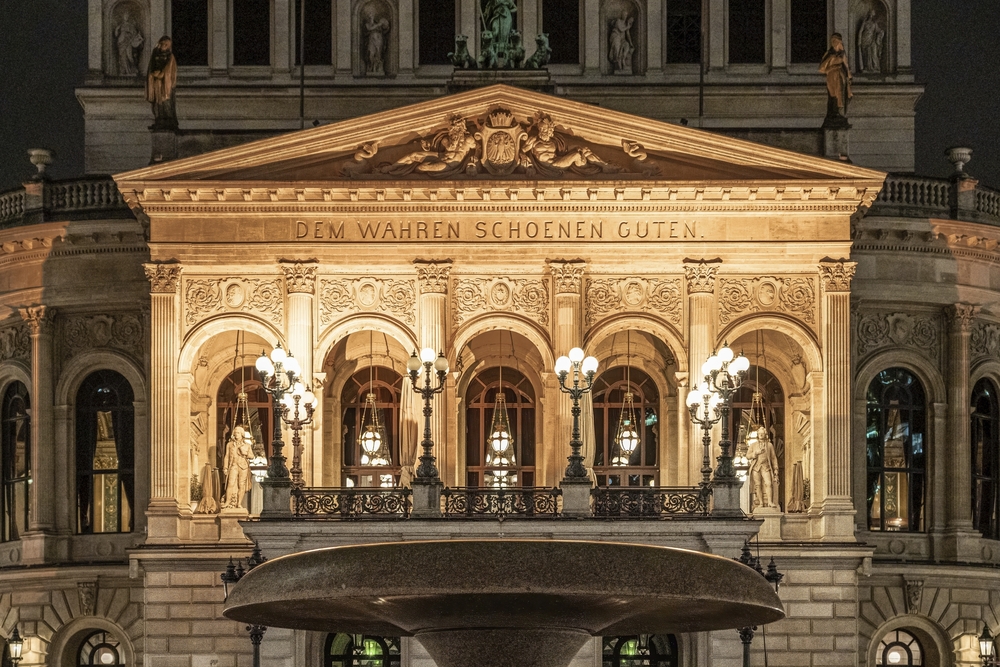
(219, 507, 250, 543)
(260, 478, 293, 519)
(447, 69, 554, 93)
(410, 479, 443, 518)
(560, 478, 593, 517)
(824, 127, 850, 161)
(711, 478, 743, 518)
(753, 507, 782, 541)
(150, 129, 178, 164)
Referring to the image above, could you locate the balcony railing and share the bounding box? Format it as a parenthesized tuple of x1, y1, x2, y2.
(0, 177, 131, 228)
(292, 487, 411, 519)
(591, 486, 710, 518)
(441, 486, 562, 519)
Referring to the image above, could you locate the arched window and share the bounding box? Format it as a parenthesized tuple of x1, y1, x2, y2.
(866, 369, 926, 532)
(875, 629, 923, 667)
(1, 382, 29, 542)
(324, 633, 400, 667)
(465, 366, 535, 487)
(602, 635, 678, 667)
(217, 366, 272, 469)
(972, 378, 1000, 539)
(731, 366, 785, 511)
(592, 366, 659, 487)
(342, 367, 402, 487)
(78, 630, 125, 667)
(76, 371, 134, 534)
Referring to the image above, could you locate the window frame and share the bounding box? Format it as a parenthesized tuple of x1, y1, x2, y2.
(341, 366, 403, 487)
(591, 366, 659, 487)
(465, 366, 536, 488)
(1, 382, 29, 542)
(971, 377, 1000, 539)
(726, 0, 769, 67)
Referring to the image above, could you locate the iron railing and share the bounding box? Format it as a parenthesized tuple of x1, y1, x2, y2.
(441, 486, 561, 518)
(292, 487, 411, 519)
(591, 486, 710, 518)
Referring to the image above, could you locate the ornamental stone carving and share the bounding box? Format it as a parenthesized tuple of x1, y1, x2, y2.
(60, 313, 144, 363)
(683, 260, 719, 294)
(144, 262, 182, 293)
(819, 260, 856, 292)
(855, 311, 940, 358)
(718, 277, 816, 326)
(319, 277, 416, 326)
(78, 581, 97, 616)
(970, 321, 1000, 361)
(18, 305, 55, 335)
(548, 260, 586, 294)
(903, 579, 923, 614)
(0, 325, 30, 363)
(585, 277, 682, 327)
(280, 260, 318, 294)
(185, 278, 283, 327)
(452, 277, 549, 328)
(946, 303, 980, 332)
(414, 259, 452, 294)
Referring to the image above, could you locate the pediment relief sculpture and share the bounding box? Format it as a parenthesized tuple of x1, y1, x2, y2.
(336, 109, 661, 180)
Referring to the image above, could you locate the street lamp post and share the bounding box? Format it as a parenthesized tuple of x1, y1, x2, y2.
(700, 344, 749, 479)
(407, 348, 449, 481)
(554, 347, 599, 479)
(279, 381, 318, 489)
(221, 544, 268, 667)
(7, 627, 23, 666)
(255, 344, 301, 481)
(686, 381, 722, 488)
(735, 541, 784, 667)
(981, 625, 998, 667)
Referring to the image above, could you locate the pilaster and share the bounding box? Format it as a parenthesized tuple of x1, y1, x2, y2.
(281, 260, 317, 484)
(548, 259, 586, 487)
(414, 259, 452, 484)
(684, 259, 719, 485)
(18, 306, 56, 536)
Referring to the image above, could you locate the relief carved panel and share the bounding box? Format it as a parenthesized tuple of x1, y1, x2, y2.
(60, 313, 144, 363)
(0, 325, 30, 363)
(718, 277, 816, 326)
(585, 277, 682, 327)
(319, 277, 416, 326)
(452, 277, 549, 328)
(855, 311, 940, 359)
(970, 321, 1000, 361)
(185, 278, 283, 327)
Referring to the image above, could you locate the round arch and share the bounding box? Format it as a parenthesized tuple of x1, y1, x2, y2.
(48, 617, 138, 667)
(855, 350, 947, 406)
(866, 615, 954, 667)
(971, 358, 1000, 392)
(585, 314, 686, 375)
(56, 351, 147, 408)
(718, 315, 822, 374)
(179, 315, 285, 375)
(317, 315, 417, 373)
(451, 314, 554, 374)
(0, 362, 31, 397)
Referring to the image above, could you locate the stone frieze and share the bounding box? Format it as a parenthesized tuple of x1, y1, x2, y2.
(0, 324, 30, 363)
(855, 311, 939, 359)
(185, 278, 283, 327)
(60, 313, 144, 363)
(452, 277, 549, 328)
(718, 277, 816, 326)
(319, 277, 416, 326)
(585, 277, 682, 328)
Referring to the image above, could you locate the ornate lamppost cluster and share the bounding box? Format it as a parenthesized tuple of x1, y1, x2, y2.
(407, 348, 449, 481)
(255, 344, 301, 481)
(554, 347, 599, 479)
(981, 625, 999, 667)
(735, 540, 784, 667)
(221, 544, 268, 667)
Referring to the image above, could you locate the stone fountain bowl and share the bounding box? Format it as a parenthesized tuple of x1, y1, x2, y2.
(223, 539, 784, 667)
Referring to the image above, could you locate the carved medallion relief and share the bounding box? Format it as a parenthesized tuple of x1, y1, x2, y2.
(718, 277, 816, 327)
(585, 277, 682, 328)
(319, 277, 416, 326)
(855, 311, 941, 360)
(185, 278, 283, 327)
(452, 277, 549, 328)
(60, 313, 144, 364)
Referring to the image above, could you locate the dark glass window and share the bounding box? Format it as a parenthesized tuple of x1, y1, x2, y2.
(728, 0, 765, 63)
(78, 631, 124, 667)
(466, 366, 535, 487)
(418, 1, 455, 65)
(876, 630, 922, 667)
(171, 0, 209, 65)
(790, 0, 827, 63)
(1, 383, 29, 542)
(972, 378, 999, 540)
(603, 635, 678, 667)
(76, 371, 135, 534)
(731, 366, 785, 512)
(294, 0, 333, 65)
(666, 0, 702, 64)
(592, 367, 659, 487)
(543, 0, 580, 64)
(324, 634, 400, 667)
(233, 0, 271, 66)
(866, 368, 926, 532)
(342, 367, 402, 488)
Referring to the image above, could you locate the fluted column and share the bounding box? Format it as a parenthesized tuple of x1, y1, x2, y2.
(414, 259, 452, 483)
(945, 303, 979, 530)
(817, 260, 856, 539)
(144, 262, 183, 541)
(548, 260, 587, 485)
(19, 306, 55, 532)
(683, 260, 719, 485)
(280, 260, 317, 485)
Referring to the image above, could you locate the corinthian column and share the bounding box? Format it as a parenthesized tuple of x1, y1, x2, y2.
(144, 262, 183, 542)
(414, 259, 452, 484)
(683, 259, 719, 486)
(945, 303, 979, 531)
(280, 260, 317, 486)
(548, 260, 587, 482)
(19, 306, 55, 533)
(817, 259, 856, 539)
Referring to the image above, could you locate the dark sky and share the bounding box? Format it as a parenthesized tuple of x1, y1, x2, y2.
(1, 0, 998, 191)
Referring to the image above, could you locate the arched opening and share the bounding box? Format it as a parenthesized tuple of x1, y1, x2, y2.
(1, 381, 29, 541)
(324, 633, 400, 667)
(866, 368, 927, 532)
(76, 370, 134, 534)
(972, 378, 999, 539)
(592, 366, 659, 487)
(875, 629, 923, 666)
(341, 366, 403, 487)
(732, 365, 785, 512)
(602, 635, 678, 667)
(77, 630, 125, 667)
(465, 366, 535, 487)
(216, 364, 272, 480)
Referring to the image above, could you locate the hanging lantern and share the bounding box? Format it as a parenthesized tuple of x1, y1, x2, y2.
(486, 332, 517, 488)
(359, 331, 393, 487)
(613, 391, 640, 466)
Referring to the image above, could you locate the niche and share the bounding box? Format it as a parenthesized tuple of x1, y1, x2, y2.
(599, 0, 645, 76)
(354, 0, 398, 77)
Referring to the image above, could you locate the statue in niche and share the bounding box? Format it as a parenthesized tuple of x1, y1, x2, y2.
(481, 0, 516, 65)
(379, 116, 478, 177)
(524, 33, 552, 68)
(523, 113, 620, 176)
(819, 33, 852, 127)
(114, 11, 144, 76)
(363, 7, 390, 76)
(221, 426, 253, 509)
(608, 13, 635, 75)
(857, 9, 885, 74)
(145, 36, 178, 130)
(746, 426, 780, 511)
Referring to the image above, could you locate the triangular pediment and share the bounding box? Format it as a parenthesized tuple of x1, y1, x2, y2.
(115, 85, 885, 185)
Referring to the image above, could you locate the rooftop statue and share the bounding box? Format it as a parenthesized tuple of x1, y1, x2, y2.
(146, 36, 178, 131)
(819, 32, 852, 128)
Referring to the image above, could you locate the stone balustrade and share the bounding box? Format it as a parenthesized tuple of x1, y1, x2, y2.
(0, 176, 130, 227)
(869, 173, 1000, 226)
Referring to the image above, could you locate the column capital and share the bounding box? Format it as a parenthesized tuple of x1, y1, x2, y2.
(144, 261, 182, 293)
(683, 258, 721, 294)
(18, 305, 55, 335)
(945, 302, 980, 332)
(414, 258, 452, 294)
(279, 259, 318, 294)
(547, 259, 587, 294)
(818, 259, 856, 292)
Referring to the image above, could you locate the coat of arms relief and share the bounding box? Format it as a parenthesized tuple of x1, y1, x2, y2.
(337, 109, 659, 179)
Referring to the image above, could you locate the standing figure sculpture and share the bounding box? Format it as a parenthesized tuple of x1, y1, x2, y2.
(746, 427, 780, 511)
(608, 14, 634, 74)
(146, 36, 178, 130)
(818, 33, 852, 126)
(222, 426, 253, 509)
(482, 0, 516, 65)
(114, 12, 144, 76)
(857, 9, 884, 73)
(364, 8, 391, 76)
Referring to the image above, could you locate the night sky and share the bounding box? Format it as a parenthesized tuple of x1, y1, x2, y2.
(1, 0, 998, 191)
